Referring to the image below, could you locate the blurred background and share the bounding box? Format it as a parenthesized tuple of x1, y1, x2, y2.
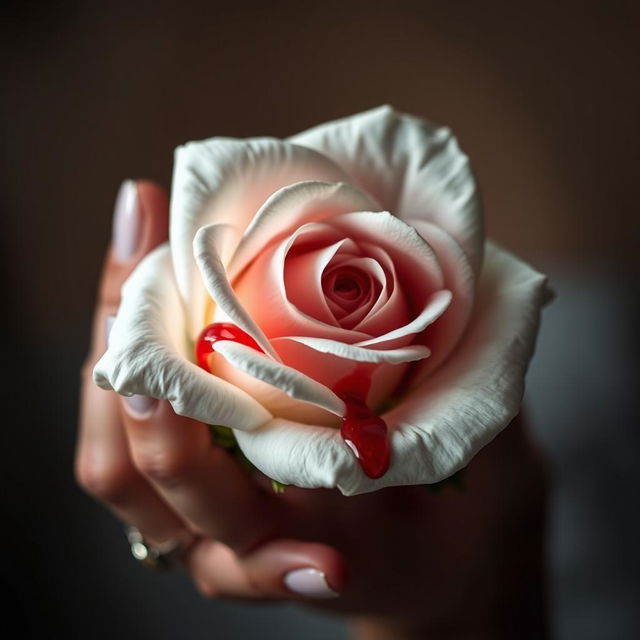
(2, 1, 638, 637)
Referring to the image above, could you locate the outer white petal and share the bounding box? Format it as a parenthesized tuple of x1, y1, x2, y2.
(213, 340, 345, 417)
(193, 223, 280, 360)
(234, 420, 354, 489)
(290, 105, 484, 275)
(93, 245, 272, 431)
(171, 138, 349, 336)
(272, 336, 430, 364)
(237, 242, 548, 494)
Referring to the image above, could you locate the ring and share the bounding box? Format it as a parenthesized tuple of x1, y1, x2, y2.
(125, 525, 190, 571)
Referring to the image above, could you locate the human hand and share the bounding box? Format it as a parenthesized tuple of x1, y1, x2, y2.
(76, 179, 347, 597)
(77, 180, 549, 638)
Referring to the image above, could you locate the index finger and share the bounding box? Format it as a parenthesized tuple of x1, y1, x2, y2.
(76, 180, 187, 546)
(87, 180, 169, 365)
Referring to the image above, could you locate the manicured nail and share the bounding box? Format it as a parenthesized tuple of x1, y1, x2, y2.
(105, 315, 116, 347)
(112, 180, 142, 262)
(123, 394, 158, 418)
(283, 568, 339, 598)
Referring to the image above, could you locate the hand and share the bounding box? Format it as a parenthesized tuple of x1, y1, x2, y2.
(76, 180, 346, 598)
(77, 180, 549, 638)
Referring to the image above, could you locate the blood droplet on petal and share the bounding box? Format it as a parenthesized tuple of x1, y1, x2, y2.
(333, 363, 391, 479)
(195, 322, 262, 372)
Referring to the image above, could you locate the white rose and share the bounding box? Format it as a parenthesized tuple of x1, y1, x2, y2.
(94, 106, 549, 495)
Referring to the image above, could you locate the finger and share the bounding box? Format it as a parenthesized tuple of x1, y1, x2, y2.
(77, 180, 186, 546)
(184, 537, 347, 601)
(122, 399, 288, 555)
(87, 180, 169, 363)
(77, 366, 187, 545)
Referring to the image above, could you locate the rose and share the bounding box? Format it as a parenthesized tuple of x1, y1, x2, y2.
(94, 106, 549, 496)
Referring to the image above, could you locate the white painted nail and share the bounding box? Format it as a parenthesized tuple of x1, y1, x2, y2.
(283, 568, 339, 598)
(112, 180, 141, 262)
(105, 315, 116, 347)
(123, 394, 158, 418)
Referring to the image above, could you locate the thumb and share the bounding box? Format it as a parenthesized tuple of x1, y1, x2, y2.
(184, 538, 348, 601)
(244, 539, 348, 599)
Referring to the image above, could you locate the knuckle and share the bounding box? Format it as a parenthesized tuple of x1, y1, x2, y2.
(132, 446, 192, 487)
(75, 454, 133, 504)
(80, 359, 96, 384)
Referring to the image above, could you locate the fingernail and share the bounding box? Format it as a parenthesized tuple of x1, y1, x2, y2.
(112, 180, 142, 262)
(123, 394, 158, 418)
(105, 315, 116, 347)
(283, 568, 339, 598)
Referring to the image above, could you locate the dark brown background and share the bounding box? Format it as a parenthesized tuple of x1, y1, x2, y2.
(2, 2, 639, 638)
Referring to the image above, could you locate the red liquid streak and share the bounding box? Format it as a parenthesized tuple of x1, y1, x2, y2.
(333, 364, 391, 479)
(196, 323, 390, 479)
(195, 322, 262, 372)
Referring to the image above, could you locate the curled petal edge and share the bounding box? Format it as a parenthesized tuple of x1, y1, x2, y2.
(213, 340, 346, 417)
(93, 245, 272, 431)
(193, 223, 280, 360)
(273, 336, 431, 364)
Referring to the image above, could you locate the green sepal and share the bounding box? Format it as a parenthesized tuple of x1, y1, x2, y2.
(271, 479, 288, 494)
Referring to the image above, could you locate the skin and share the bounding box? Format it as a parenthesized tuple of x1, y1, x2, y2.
(76, 180, 549, 639)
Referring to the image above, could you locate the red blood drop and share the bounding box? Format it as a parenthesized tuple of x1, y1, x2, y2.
(195, 322, 262, 372)
(333, 363, 391, 479)
(340, 394, 390, 479)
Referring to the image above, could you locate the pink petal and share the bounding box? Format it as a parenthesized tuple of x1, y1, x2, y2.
(283, 240, 347, 326)
(212, 340, 345, 424)
(405, 220, 476, 382)
(233, 222, 373, 343)
(355, 289, 452, 349)
(270, 338, 418, 411)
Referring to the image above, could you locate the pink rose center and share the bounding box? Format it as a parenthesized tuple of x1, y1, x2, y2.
(278, 227, 397, 332)
(322, 267, 371, 313)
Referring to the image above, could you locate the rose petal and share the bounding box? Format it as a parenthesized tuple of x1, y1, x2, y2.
(327, 211, 444, 292)
(290, 105, 484, 275)
(405, 220, 476, 380)
(268, 339, 411, 410)
(283, 240, 348, 326)
(226, 180, 381, 282)
(355, 289, 452, 349)
(236, 242, 548, 494)
(213, 340, 345, 417)
(171, 139, 350, 337)
(234, 222, 373, 343)
(349, 242, 404, 335)
(93, 245, 272, 431)
(273, 336, 430, 364)
(193, 223, 280, 360)
(234, 419, 354, 489)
